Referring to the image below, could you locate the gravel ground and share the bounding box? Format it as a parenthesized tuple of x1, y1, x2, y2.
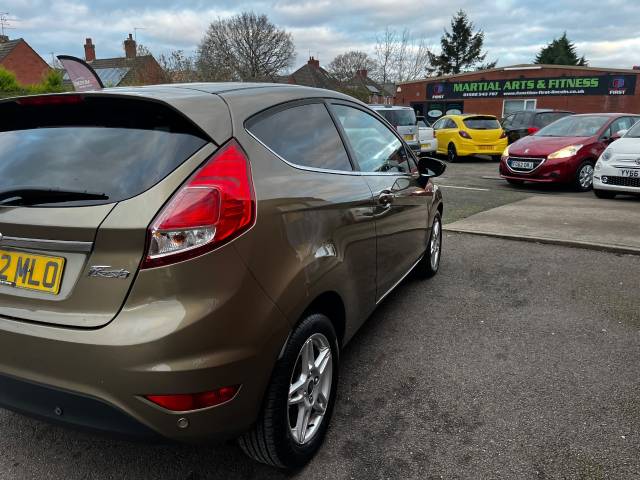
(1, 233, 639, 480)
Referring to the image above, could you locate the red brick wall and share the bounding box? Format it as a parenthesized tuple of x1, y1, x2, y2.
(396, 67, 640, 117)
(1, 41, 50, 85)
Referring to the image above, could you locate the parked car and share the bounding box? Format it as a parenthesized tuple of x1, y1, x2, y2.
(370, 104, 420, 152)
(416, 115, 437, 154)
(500, 113, 640, 191)
(0, 85, 445, 469)
(593, 120, 640, 198)
(502, 109, 573, 144)
(432, 114, 508, 162)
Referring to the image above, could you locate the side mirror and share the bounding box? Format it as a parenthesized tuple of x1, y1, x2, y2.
(417, 156, 446, 187)
(612, 129, 628, 140)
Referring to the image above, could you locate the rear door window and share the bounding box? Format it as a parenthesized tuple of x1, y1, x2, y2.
(247, 102, 352, 172)
(377, 109, 417, 127)
(512, 112, 527, 128)
(463, 116, 500, 130)
(0, 97, 208, 207)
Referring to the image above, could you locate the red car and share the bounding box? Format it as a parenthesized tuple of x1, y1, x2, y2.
(500, 113, 640, 191)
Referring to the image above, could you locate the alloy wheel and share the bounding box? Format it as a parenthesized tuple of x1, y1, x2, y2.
(288, 333, 333, 445)
(430, 217, 442, 271)
(579, 164, 594, 189)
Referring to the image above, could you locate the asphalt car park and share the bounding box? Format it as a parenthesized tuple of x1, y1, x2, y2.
(2, 156, 639, 479)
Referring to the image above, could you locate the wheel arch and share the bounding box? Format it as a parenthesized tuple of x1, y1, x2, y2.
(301, 291, 346, 347)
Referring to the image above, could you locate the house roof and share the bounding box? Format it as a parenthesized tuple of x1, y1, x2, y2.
(399, 63, 640, 85)
(288, 63, 342, 90)
(349, 73, 393, 97)
(88, 55, 161, 86)
(0, 39, 23, 63)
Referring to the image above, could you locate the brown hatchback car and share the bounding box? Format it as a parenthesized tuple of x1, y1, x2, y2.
(0, 84, 444, 468)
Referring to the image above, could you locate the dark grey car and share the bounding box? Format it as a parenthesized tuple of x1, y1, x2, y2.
(0, 83, 444, 469)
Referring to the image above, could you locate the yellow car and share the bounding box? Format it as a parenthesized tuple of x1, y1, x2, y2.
(432, 114, 508, 162)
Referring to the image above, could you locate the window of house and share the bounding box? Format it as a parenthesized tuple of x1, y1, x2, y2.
(502, 99, 536, 117)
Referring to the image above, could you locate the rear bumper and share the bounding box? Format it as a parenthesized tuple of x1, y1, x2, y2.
(420, 138, 438, 153)
(0, 246, 290, 443)
(457, 139, 507, 157)
(0, 372, 159, 439)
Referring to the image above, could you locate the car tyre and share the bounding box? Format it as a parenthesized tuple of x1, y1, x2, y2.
(447, 143, 458, 163)
(415, 212, 442, 278)
(238, 313, 339, 469)
(575, 161, 595, 192)
(594, 189, 616, 199)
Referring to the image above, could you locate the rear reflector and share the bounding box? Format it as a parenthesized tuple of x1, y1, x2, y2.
(141, 139, 255, 269)
(16, 95, 84, 106)
(145, 385, 240, 411)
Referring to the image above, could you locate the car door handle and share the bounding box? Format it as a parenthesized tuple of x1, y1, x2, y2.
(378, 191, 395, 205)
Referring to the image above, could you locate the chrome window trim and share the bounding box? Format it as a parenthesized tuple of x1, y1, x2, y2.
(0, 236, 92, 253)
(245, 129, 411, 178)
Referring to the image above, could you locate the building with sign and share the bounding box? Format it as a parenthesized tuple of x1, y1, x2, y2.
(395, 64, 640, 123)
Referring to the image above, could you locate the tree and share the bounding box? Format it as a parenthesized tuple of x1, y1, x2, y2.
(158, 50, 199, 83)
(197, 12, 295, 81)
(427, 10, 495, 75)
(373, 27, 431, 83)
(535, 33, 587, 66)
(327, 51, 377, 83)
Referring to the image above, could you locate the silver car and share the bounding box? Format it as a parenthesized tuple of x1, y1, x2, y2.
(370, 105, 420, 153)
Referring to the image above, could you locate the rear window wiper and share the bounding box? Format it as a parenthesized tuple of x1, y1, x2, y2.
(0, 187, 109, 206)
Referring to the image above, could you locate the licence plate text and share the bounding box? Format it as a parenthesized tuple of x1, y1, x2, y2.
(404, 134, 414, 141)
(620, 169, 640, 177)
(0, 249, 65, 295)
(511, 161, 534, 169)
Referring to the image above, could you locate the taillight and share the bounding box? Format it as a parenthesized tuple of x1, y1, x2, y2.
(458, 130, 472, 139)
(500, 130, 507, 138)
(16, 94, 84, 106)
(145, 385, 240, 411)
(527, 127, 539, 135)
(141, 139, 255, 269)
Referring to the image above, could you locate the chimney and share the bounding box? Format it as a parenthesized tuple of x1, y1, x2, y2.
(124, 33, 137, 59)
(356, 69, 368, 78)
(307, 56, 320, 68)
(0, 35, 8, 43)
(84, 38, 96, 62)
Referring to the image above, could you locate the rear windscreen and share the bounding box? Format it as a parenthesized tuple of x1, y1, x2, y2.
(534, 112, 571, 128)
(0, 97, 208, 206)
(462, 117, 500, 130)
(378, 109, 416, 127)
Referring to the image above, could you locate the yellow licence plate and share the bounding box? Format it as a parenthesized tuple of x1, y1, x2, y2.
(479, 145, 493, 150)
(404, 134, 413, 141)
(0, 249, 65, 295)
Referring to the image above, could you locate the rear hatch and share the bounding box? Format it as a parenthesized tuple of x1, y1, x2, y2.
(463, 116, 504, 143)
(0, 94, 213, 328)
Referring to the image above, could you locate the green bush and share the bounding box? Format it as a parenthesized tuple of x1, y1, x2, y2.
(0, 67, 68, 97)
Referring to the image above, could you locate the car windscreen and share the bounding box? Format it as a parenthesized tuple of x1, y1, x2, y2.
(534, 112, 571, 128)
(0, 96, 208, 206)
(378, 109, 416, 127)
(624, 121, 640, 138)
(535, 115, 609, 137)
(462, 116, 500, 130)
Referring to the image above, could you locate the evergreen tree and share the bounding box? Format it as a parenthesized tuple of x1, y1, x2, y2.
(534, 33, 587, 66)
(427, 10, 495, 75)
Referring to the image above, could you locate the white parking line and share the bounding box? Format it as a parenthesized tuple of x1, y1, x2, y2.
(437, 185, 490, 191)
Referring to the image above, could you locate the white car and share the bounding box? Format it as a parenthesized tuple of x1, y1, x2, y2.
(416, 116, 438, 154)
(593, 122, 640, 198)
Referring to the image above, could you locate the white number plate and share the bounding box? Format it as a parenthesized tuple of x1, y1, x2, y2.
(511, 161, 534, 169)
(619, 169, 640, 177)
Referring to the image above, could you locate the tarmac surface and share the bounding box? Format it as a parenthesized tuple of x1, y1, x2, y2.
(1, 234, 639, 480)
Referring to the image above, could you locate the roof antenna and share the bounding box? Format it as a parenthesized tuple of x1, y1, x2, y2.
(0, 12, 17, 37)
(133, 27, 146, 41)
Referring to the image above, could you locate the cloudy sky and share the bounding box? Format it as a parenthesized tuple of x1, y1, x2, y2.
(3, 0, 640, 72)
